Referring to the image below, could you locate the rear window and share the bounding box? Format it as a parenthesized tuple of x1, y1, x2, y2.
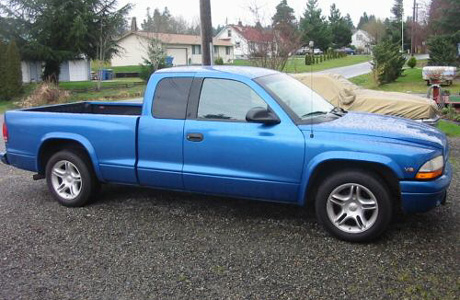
(152, 78, 193, 119)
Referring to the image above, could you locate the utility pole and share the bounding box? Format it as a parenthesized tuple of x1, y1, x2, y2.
(411, 0, 416, 55)
(200, 0, 213, 65)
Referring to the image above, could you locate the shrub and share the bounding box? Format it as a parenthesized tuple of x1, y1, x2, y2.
(2, 40, 23, 100)
(305, 55, 312, 65)
(16, 82, 70, 108)
(371, 41, 406, 85)
(214, 57, 224, 65)
(139, 38, 166, 82)
(427, 34, 458, 66)
(407, 56, 417, 68)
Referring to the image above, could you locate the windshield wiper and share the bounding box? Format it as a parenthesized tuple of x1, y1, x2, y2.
(301, 111, 328, 118)
(330, 107, 347, 116)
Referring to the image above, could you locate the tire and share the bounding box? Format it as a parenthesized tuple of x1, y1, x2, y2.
(315, 170, 393, 242)
(45, 150, 98, 207)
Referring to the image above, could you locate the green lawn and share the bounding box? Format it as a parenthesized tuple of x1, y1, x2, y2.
(233, 55, 372, 73)
(68, 85, 145, 101)
(0, 100, 15, 114)
(350, 68, 460, 94)
(437, 120, 460, 137)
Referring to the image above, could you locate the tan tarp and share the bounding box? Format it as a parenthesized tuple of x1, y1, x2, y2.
(292, 73, 439, 120)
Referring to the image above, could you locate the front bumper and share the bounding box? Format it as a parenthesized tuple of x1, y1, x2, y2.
(400, 162, 452, 213)
(0, 151, 8, 165)
(417, 115, 440, 127)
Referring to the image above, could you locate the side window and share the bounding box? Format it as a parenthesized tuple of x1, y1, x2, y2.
(152, 78, 193, 119)
(197, 78, 267, 121)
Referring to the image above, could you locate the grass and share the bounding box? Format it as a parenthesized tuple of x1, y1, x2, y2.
(349, 59, 459, 95)
(437, 120, 460, 137)
(233, 55, 371, 73)
(91, 64, 142, 74)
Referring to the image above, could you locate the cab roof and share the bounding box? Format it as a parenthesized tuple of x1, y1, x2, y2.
(155, 65, 279, 79)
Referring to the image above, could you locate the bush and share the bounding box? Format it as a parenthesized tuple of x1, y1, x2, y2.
(407, 56, 417, 68)
(427, 34, 458, 66)
(139, 38, 167, 82)
(1, 40, 23, 100)
(305, 55, 312, 65)
(16, 82, 69, 108)
(214, 57, 224, 65)
(441, 104, 460, 122)
(371, 41, 406, 85)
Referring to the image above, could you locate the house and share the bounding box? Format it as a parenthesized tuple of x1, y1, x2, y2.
(351, 29, 373, 54)
(21, 59, 91, 83)
(111, 31, 234, 67)
(215, 22, 275, 59)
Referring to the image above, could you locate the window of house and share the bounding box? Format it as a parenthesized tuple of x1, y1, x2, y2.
(198, 79, 267, 121)
(214, 46, 218, 54)
(192, 45, 201, 55)
(226, 46, 231, 55)
(152, 78, 193, 119)
(235, 41, 241, 48)
(227, 29, 232, 37)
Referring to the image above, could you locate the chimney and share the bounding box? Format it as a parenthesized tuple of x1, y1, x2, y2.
(130, 17, 138, 32)
(238, 20, 243, 27)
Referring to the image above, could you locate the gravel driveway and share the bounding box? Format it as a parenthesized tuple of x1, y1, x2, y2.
(0, 138, 458, 299)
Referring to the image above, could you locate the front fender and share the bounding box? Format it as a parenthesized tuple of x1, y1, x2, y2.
(297, 151, 403, 205)
(38, 132, 103, 181)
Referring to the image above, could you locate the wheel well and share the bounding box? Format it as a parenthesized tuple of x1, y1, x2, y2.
(305, 160, 401, 207)
(38, 139, 92, 175)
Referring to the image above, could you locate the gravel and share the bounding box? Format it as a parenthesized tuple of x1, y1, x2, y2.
(0, 138, 458, 299)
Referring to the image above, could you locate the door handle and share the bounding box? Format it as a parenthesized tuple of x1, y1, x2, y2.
(186, 133, 204, 142)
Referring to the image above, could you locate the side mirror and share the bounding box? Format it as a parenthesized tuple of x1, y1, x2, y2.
(246, 107, 280, 125)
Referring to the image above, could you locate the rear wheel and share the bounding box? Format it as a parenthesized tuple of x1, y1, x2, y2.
(315, 170, 393, 242)
(46, 150, 98, 207)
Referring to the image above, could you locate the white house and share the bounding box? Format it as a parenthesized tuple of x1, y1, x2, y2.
(111, 31, 234, 67)
(215, 22, 274, 59)
(21, 59, 91, 83)
(351, 29, 373, 54)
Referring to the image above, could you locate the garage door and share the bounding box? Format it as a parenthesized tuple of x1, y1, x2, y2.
(166, 48, 187, 66)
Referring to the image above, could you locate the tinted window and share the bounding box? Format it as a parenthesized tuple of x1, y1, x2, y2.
(198, 79, 267, 121)
(152, 78, 193, 119)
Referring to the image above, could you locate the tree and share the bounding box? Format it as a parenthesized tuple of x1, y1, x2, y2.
(0, 0, 131, 82)
(300, 0, 331, 50)
(371, 41, 406, 85)
(344, 14, 354, 30)
(139, 38, 166, 82)
(328, 4, 352, 48)
(391, 0, 404, 22)
(357, 12, 369, 29)
(427, 34, 459, 66)
(3, 40, 22, 99)
(0, 41, 6, 99)
(363, 19, 387, 44)
(386, 0, 407, 46)
(428, 0, 460, 35)
(272, 0, 296, 28)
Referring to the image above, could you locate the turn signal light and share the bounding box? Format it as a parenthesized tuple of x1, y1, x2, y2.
(415, 169, 443, 180)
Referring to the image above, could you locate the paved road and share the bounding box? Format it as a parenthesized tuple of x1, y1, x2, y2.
(1, 126, 459, 298)
(315, 61, 373, 78)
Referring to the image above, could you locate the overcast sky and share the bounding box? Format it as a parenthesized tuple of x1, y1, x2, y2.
(119, 0, 426, 28)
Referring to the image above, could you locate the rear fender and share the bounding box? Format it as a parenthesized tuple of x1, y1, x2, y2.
(38, 133, 103, 181)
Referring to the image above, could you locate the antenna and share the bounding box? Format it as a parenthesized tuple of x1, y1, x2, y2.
(309, 41, 314, 138)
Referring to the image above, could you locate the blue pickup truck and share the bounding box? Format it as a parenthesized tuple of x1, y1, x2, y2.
(1, 66, 452, 241)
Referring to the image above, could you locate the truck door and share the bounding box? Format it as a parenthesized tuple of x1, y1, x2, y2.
(182, 77, 305, 203)
(137, 76, 193, 189)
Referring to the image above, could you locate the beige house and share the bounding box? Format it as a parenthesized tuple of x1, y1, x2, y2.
(112, 31, 234, 67)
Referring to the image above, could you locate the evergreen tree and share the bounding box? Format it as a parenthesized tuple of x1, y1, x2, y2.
(328, 4, 352, 48)
(272, 0, 296, 28)
(357, 12, 369, 29)
(0, 41, 6, 99)
(344, 14, 354, 30)
(300, 0, 331, 50)
(4, 40, 22, 99)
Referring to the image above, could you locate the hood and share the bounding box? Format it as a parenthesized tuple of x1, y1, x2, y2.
(301, 112, 447, 151)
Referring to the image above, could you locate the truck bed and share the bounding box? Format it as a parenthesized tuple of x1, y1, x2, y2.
(25, 101, 142, 116)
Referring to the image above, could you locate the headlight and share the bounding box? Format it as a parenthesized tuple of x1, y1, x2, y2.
(415, 156, 444, 180)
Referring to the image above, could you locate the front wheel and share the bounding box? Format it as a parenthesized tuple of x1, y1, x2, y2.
(315, 170, 393, 242)
(45, 150, 98, 207)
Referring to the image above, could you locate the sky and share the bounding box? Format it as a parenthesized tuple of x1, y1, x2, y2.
(118, 0, 424, 29)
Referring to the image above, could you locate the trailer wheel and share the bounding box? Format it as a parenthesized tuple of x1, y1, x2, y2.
(45, 150, 98, 207)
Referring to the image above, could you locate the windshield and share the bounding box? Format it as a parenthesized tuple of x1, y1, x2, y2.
(255, 73, 334, 119)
